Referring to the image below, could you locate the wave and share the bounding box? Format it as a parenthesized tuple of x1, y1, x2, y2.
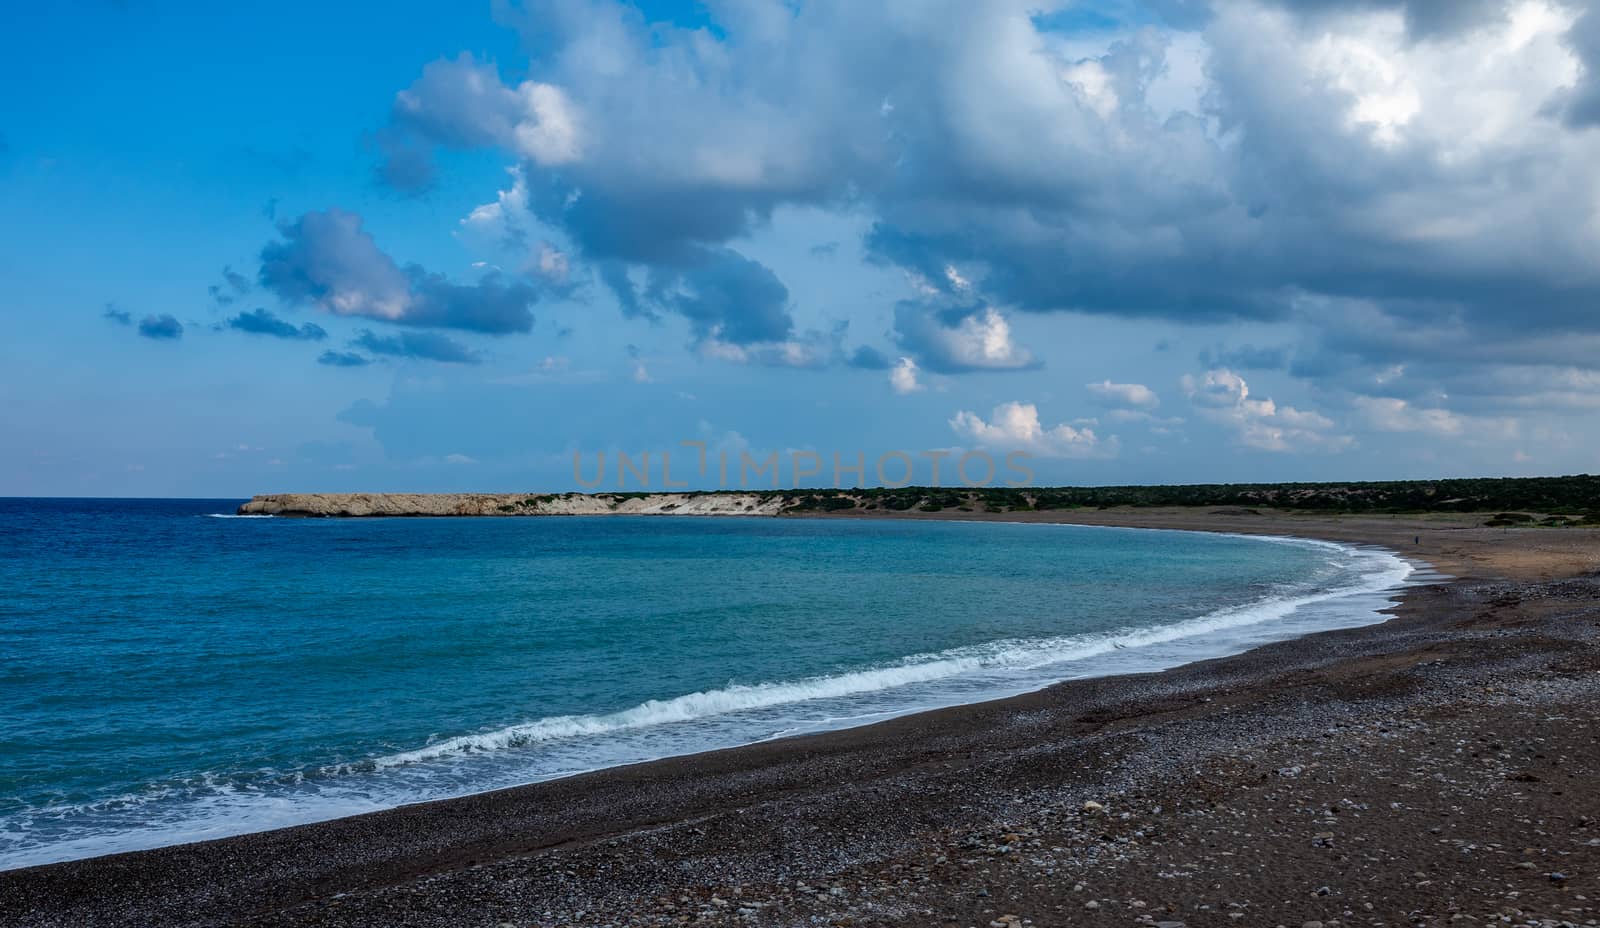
(350, 543, 1412, 773)
(204, 513, 273, 518)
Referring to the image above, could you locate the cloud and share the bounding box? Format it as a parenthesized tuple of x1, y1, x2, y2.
(599, 245, 800, 350)
(1153, 0, 1512, 39)
(1352, 395, 1464, 436)
(102, 306, 131, 325)
(846, 345, 892, 370)
(892, 302, 1036, 373)
(318, 350, 372, 368)
(137, 314, 183, 341)
(1555, 5, 1600, 128)
(259, 209, 537, 334)
(226, 308, 327, 341)
(696, 324, 846, 370)
(383, 53, 582, 189)
(351, 329, 482, 364)
(950, 401, 1115, 458)
(371, 0, 1600, 411)
(664, 247, 794, 346)
(1086, 380, 1160, 409)
(889, 357, 924, 394)
(1182, 368, 1349, 453)
(208, 266, 251, 306)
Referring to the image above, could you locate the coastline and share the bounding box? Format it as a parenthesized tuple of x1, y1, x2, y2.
(5, 510, 1598, 927)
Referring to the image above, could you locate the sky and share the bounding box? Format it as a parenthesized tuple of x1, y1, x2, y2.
(3, 0, 1599, 497)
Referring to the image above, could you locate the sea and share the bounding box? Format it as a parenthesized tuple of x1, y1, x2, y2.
(0, 497, 1414, 869)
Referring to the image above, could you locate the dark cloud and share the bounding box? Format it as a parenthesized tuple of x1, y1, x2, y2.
(317, 350, 372, 368)
(598, 262, 650, 320)
(102, 306, 131, 325)
(1558, 7, 1600, 128)
(374, 53, 534, 194)
(137, 314, 183, 340)
(665, 248, 793, 346)
(208, 266, 251, 306)
(1147, 0, 1508, 38)
(596, 247, 797, 347)
(258, 209, 537, 335)
(226, 308, 328, 341)
(846, 345, 892, 370)
(351, 329, 482, 364)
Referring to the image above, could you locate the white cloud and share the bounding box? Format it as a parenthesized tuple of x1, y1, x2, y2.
(1087, 379, 1160, 409)
(534, 242, 570, 282)
(461, 166, 530, 234)
(896, 304, 1035, 372)
(890, 356, 924, 394)
(513, 83, 582, 166)
(1183, 368, 1349, 453)
(1352, 395, 1519, 440)
(1358, 398, 1453, 434)
(949, 401, 1116, 459)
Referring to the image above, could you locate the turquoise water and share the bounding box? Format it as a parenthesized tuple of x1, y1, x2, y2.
(0, 499, 1410, 868)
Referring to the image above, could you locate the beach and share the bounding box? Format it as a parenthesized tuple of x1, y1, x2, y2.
(4, 509, 1598, 927)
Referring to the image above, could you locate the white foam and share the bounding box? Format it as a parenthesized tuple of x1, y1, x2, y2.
(204, 513, 274, 518)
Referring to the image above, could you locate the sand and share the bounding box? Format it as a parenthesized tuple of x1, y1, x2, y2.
(3, 510, 1597, 928)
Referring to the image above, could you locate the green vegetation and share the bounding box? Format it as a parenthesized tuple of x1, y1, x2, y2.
(767, 474, 1600, 519)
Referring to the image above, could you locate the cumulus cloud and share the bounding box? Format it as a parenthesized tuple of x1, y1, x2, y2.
(1087, 380, 1160, 409)
(137, 314, 183, 341)
(226, 308, 327, 341)
(371, 0, 1600, 412)
(1182, 368, 1349, 452)
(889, 357, 924, 394)
(383, 53, 581, 190)
(1352, 395, 1464, 435)
(892, 302, 1036, 373)
(259, 209, 537, 334)
(351, 329, 482, 364)
(950, 401, 1115, 458)
(102, 306, 132, 326)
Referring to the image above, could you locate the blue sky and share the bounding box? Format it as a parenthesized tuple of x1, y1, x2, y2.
(3, 0, 1599, 496)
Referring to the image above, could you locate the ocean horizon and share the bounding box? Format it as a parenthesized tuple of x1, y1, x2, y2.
(0, 497, 1412, 870)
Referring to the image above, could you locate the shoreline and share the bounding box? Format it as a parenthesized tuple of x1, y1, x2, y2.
(4, 510, 1598, 927)
(0, 522, 1418, 873)
(0, 524, 1414, 876)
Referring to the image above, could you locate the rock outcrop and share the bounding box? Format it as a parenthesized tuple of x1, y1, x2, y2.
(236, 492, 792, 518)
